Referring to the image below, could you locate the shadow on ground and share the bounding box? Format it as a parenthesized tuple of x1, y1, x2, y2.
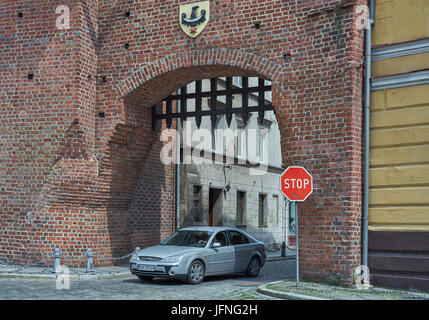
(122, 273, 265, 286)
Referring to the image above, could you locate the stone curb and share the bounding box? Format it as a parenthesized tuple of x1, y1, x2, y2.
(0, 272, 133, 281)
(0, 274, 57, 280)
(266, 255, 295, 262)
(256, 280, 329, 300)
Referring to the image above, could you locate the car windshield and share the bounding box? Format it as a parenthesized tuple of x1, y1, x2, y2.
(161, 230, 213, 247)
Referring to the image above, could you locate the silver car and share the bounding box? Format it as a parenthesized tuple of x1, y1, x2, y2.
(130, 227, 266, 284)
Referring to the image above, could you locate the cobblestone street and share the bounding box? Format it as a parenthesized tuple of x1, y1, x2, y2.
(0, 259, 295, 300)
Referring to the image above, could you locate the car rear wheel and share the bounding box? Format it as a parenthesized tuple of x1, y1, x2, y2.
(137, 275, 154, 281)
(186, 260, 205, 284)
(245, 256, 261, 277)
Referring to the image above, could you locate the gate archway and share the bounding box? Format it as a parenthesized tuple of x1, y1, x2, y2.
(105, 53, 292, 258)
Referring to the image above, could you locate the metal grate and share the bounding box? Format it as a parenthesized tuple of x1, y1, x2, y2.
(152, 76, 274, 131)
(139, 256, 162, 262)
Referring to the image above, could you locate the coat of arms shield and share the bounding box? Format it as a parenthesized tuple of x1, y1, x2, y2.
(179, 1, 210, 38)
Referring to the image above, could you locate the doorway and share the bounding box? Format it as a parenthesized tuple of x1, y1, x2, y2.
(209, 188, 223, 226)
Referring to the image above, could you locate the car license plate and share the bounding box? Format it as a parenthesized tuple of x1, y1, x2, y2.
(138, 264, 155, 271)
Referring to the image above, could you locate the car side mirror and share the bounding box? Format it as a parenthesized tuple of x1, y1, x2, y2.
(212, 242, 221, 248)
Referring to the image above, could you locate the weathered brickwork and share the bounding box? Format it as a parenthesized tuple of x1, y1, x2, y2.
(0, 0, 367, 284)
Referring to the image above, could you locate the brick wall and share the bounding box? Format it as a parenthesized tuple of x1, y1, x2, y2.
(0, 0, 99, 265)
(0, 0, 367, 284)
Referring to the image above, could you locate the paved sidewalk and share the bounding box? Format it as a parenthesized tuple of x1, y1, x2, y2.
(257, 280, 429, 300)
(0, 249, 295, 281)
(0, 264, 133, 281)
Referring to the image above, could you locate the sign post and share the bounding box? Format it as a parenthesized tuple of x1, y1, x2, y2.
(280, 167, 313, 287)
(291, 201, 299, 287)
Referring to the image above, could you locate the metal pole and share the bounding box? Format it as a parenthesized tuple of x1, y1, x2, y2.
(281, 199, 288, 257)
(176, 89, 181, 231)
(52, 248, 61, 273)
(293, 201, 299, 287)
(363, 0, 375, 268)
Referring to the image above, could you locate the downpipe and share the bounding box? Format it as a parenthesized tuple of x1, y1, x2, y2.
(176, 89, 181, 231)
(363, 0, 375, 268)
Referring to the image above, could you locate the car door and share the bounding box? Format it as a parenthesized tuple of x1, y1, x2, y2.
(228, 230, 252, 272)
(206, 231, 235, 275)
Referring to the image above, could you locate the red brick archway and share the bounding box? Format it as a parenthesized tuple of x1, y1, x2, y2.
(117, 48, 286, 98)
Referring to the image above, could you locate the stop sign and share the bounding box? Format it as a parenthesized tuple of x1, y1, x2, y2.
(280, 166, 313, 201)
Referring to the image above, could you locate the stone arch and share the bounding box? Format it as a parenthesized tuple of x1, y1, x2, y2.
(114, 47, 294, 167)
(117, 48, 286, 100)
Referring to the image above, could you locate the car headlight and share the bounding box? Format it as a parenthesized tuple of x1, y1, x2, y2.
(131, 247, 141, 261)
(161, 255, 182, 263)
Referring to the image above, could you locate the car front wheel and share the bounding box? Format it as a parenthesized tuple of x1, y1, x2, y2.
(187, 260, 205, 284)
(245, 256, 261, 277)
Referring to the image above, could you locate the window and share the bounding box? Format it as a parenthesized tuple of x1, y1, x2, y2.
(212, 117, 223, 153)
(161, 230, 213, 247)
(236, 191, 246, 226)
(259, 194, 267, 227)
(192, 185, 202, 223)
(212, 231, 228, 247)
(273, 195, 279, 225)
(258, 126, 268, 164)
(228, 231, 249, 245)
(264, 79, 272, 102)
(236, 76, 243, 88)
(236, 120, 246, 159)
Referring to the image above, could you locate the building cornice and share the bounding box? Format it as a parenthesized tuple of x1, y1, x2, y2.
(371, 70, 429, 91)
(372, 38, 429, 62)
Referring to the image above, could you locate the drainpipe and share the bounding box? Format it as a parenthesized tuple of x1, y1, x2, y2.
(176, 90, 181, 231)
(363, 0, 375, 267)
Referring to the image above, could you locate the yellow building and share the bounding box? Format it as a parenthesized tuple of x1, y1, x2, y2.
(369, 0, 429, 290)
